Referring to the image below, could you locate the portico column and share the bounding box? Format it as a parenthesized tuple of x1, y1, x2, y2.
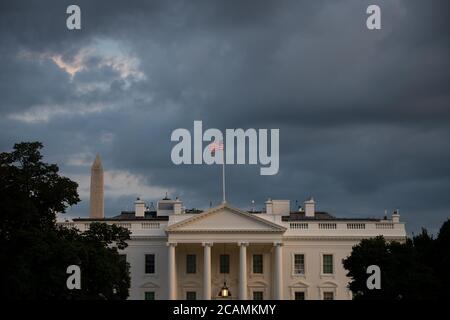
(203, 242, 213, 300)
(167, 242, 177, 300)
(238, 242, 249, 300)
(273, 241, 283, 300)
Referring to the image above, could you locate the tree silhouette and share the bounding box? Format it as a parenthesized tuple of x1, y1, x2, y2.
(0, 142, 130, 299)
(343, 225, 449, 300)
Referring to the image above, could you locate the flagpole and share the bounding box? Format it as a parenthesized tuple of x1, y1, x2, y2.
(222, 146, 226, 203)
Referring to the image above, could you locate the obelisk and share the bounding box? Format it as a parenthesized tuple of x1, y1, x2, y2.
(89, 154, 104, 219)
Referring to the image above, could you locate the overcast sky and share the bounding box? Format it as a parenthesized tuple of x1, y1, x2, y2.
(1, 0, 449, 235)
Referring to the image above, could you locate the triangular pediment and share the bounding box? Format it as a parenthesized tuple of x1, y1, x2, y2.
(166, 203, 286, 233)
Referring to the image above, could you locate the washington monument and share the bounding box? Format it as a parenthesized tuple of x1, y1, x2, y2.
(89, 154, 104, 219)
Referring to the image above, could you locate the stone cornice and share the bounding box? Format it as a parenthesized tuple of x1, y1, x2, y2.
(129, 234, 406, 242)
(282, 235, 407, 241)
(167, 229, 284, 233)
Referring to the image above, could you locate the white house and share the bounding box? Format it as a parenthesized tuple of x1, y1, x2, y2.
(58, 156, 406, 300)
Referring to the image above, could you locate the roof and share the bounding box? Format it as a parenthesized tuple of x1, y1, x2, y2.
(74, 211, 169, 221)
(282, 211, 380, 221)
(184, 208, 204, 214)
(73, 209, 380, 222)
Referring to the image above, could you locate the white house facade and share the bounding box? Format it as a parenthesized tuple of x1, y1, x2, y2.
(59, 197, 406, 300)
(57, 156, 406, 300)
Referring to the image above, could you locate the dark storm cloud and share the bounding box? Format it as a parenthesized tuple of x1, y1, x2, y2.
(0, 0, 449, 235)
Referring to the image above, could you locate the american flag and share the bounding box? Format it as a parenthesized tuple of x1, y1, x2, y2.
(208, 140, 224, 156)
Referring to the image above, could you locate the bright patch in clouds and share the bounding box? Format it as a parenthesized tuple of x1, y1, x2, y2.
(51, 49, 89, 77)
(8, 103, 114, 123)
(11, 39, 147, 123)
(50, 38, 146, 82)
(69, 170, 172, 200)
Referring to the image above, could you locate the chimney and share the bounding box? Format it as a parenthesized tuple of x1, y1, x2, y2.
(392, 209, 400, 223)
(174, 197, 183, 214)
(304, 197, 316, 217)
(135, 198, 146, 217)
(265, 198, 273, 214)
(89, 154, 104, 219)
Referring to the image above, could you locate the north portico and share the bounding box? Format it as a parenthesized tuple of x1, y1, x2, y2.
(165, 202, 286, 300)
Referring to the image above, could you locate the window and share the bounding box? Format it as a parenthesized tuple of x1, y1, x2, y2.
(253, 291, 264, 300)
(322, 254, 333, 274)
(252, 254, 263, 274)
(145, 254, 155, 274)
(294, 254, 305, 275)
(144, 291, 155, 300)
(220, 254, 230, 274)
(186, 254, 196, 274)
(323, 292, 334, 300)
(294, 292, 305, 300)
(186, 291, 197, 300)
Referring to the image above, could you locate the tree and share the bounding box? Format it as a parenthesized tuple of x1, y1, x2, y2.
(343, 231, 443, 300)
(0, 142, 130, 299)
(0, 142, 79, 233)
(434, 220, 450, 298)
